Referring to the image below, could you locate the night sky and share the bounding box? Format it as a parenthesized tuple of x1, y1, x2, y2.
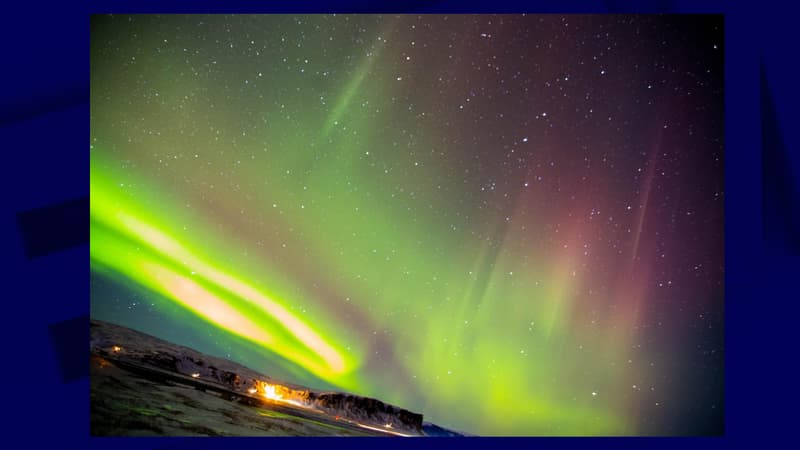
(90, 14, 724, 435)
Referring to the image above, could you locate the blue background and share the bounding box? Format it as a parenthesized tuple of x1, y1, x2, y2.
(2, 0, 796, 448)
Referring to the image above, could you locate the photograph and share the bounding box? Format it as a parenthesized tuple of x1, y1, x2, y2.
(90, 13, 724, 436)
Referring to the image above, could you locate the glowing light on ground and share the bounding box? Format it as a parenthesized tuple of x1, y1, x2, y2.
(263, 384, 282, 401)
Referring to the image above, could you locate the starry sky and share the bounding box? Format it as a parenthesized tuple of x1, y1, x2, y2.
(90, 14, 724, 436)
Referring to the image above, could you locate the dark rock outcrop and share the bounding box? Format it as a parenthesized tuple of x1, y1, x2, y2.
(308, 392, 423, 432)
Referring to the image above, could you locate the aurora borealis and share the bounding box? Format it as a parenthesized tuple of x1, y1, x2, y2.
(90, 14, 724, 435)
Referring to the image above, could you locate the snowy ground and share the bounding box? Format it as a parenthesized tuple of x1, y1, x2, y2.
(91, 354, 376, 436)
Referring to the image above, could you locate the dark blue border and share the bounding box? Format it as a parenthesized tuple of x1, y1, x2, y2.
(4, 0, 797, 448)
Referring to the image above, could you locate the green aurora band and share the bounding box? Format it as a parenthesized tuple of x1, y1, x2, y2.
(91, 154, 628, 433)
